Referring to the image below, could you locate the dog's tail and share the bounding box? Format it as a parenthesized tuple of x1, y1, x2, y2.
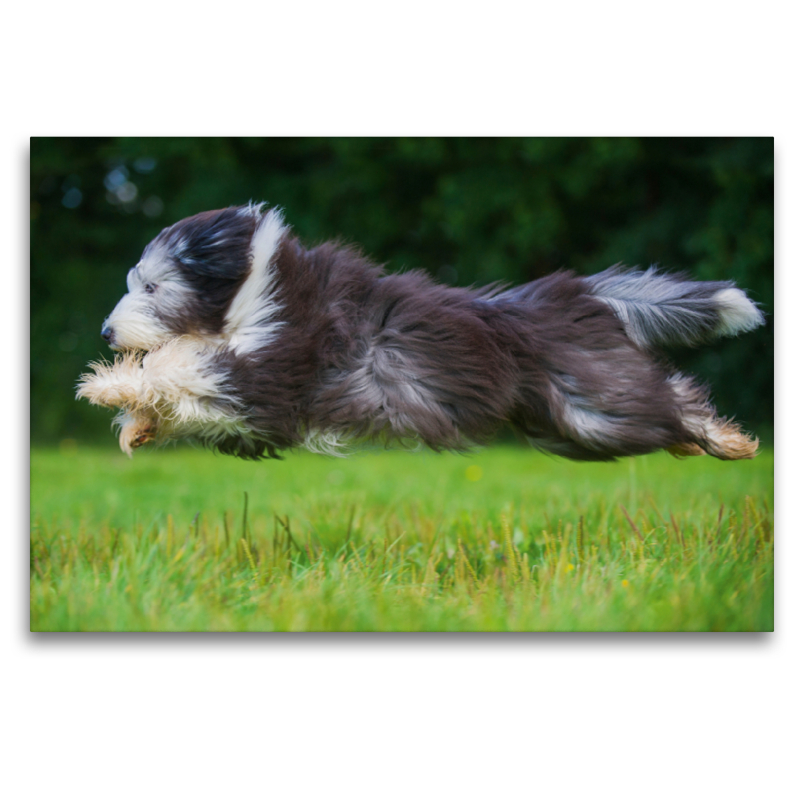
(584, 265, 764, 349)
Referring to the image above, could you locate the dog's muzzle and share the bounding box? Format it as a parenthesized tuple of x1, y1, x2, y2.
(101, 325, 115, 345)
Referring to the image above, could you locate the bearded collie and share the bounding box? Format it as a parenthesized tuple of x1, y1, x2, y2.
(77, 203, 764, 461)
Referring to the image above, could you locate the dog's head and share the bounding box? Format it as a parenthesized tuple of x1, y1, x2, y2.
(101, 203, 286, 352)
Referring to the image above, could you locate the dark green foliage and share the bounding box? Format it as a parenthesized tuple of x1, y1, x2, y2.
(30, 137, 773, 442)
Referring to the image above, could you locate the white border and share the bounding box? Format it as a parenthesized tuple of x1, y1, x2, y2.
(8, 3, 795, 798)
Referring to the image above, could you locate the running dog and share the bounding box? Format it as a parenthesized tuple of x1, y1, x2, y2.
(77, 203, 764, 460)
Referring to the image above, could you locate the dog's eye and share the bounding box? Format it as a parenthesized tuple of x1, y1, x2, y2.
(144, 283, 156, 294)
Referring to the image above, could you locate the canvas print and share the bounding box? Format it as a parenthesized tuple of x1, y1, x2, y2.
(30, 137, 774, 631)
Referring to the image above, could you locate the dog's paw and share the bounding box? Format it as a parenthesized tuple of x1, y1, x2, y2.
(117, 414, 158, 457)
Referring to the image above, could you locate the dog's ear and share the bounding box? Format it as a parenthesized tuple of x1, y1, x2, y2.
(165, 206, 259, 281)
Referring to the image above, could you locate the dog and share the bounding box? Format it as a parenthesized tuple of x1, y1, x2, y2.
(77, 203, 765, 461)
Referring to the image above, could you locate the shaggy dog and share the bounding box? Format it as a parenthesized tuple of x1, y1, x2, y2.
(77, 203, 764, 461)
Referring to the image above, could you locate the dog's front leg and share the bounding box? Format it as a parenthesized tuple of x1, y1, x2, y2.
(78, 338, 240, 453)
(76, 351, 148, 410)
(133, 337, 233, 417)
(77, 339, 222, 411)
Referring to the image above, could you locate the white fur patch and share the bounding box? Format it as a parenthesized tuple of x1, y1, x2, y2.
(139, 338, 233, 409)
(713, 287, 765, 337)
(223, 207, 287, 354)
(302, 428, 352, 456)
(560, 402, 618, 447)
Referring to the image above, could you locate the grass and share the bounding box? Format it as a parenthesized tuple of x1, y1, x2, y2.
(30, 442, 774, 632)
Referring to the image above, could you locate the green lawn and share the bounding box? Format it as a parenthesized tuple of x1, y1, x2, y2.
(30, 443, 774, 632)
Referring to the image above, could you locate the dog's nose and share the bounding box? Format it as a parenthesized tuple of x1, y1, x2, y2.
(101, 326, 114, 343)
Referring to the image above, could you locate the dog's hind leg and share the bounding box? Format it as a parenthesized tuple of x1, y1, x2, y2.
(544, 370, 758, 461)
(668, 373, 759, 460)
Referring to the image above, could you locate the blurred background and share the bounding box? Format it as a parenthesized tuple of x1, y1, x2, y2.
(30, 137, 773, 445)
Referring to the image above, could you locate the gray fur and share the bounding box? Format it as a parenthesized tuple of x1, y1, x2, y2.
(584, 265, 763, 348)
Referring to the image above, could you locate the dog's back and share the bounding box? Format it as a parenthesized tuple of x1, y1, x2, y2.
(262, 245, 763, 461)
